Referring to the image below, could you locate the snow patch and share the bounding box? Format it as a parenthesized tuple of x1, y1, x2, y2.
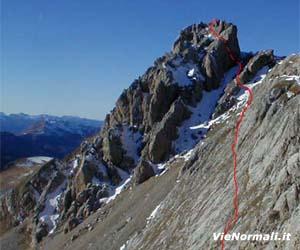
(204, 33, 213, 39)
(187, 68, 195, 77)
(174, 66, 238, 152)
(146, 204, 162, 224)
(166, 56, 205, 87)
(27, 156, 53, 164)
(248, 66, 269, 85)
(70, 158, 79, 175)
(120, 240, 130, 250)
(197, 66, 270, 132)
(39, 180, 67, 234)
(280, 75, 300, 85)
(120, 126, 142, 164)
(18, 156, 52, 167)
(106, 168, 132, 203)
(152, 162, 168, 176)
(234, 66, 269, 107)
(286, 91, 295, 99)
(182, 148, 195, 161)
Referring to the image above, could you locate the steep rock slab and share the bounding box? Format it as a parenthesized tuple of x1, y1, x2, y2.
(125, 55, 300, 250)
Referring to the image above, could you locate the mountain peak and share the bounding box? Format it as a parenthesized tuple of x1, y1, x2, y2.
(1, 20, 299, 250)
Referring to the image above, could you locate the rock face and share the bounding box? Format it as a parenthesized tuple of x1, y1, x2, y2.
(102, 20, 241, 166)
(74, 158, 98, 193)
(1, 20, 299, 250)
(0, 159, 67, 241)
(202, 21, 240, 90)
(239, 49, 275, 82)
(102, 128, 124, 166)
(124, 55, 300, 250)
(213, 49, 276, 117)
(146, 98, 191, 163)
(36, 222, 49, 243)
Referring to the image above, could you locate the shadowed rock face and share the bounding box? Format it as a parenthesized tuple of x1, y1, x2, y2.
(202, 22, 240, 90)
(146, 98, 191, 163)
(132, 160, 155, 185)
(1, 21, 299, 250)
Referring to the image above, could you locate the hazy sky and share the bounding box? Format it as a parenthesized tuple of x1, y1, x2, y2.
(2, 0, 299, 120)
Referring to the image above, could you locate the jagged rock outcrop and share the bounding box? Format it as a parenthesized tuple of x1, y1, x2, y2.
(173, 23, 207, 53)
(239, 49, 275, 83)
(100, 20, 241, 167)
(74, 158, 98, 193)
(0, 159, 67, 242)
(202, 21, 240, 90)
(213, 49, 276, 117)
(102, 128, 124, 166)
(35, 221, 49, 243)
(146, 98, 191, 163)
(132, 160, 155, 185)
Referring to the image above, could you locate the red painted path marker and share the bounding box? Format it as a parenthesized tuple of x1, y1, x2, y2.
(208, 19, 254, 250)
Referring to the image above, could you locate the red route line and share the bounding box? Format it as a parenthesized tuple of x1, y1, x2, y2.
(208, 19, 254, 250)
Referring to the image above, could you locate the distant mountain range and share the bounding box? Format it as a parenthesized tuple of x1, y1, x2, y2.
(0, 113, 102, 169)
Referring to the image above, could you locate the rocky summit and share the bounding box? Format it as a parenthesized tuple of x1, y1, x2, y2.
(0, 20, 299, 250)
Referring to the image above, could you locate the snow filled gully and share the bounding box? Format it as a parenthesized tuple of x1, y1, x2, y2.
(174, 66, 238, 153)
